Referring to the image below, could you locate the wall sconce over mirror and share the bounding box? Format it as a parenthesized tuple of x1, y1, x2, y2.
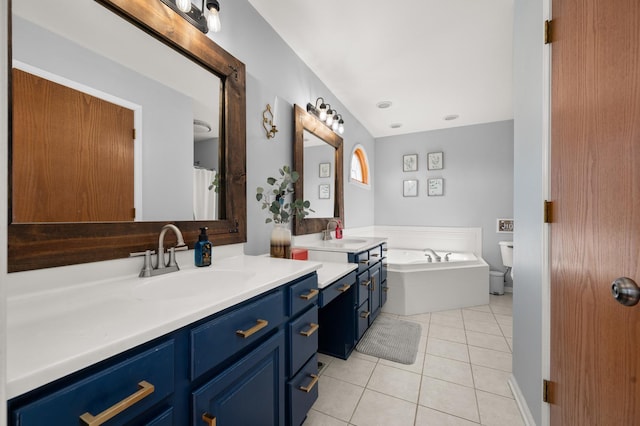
(262, 104, 278, 139)
(307, 97, 345, 135)
(159, 0, 221, 33)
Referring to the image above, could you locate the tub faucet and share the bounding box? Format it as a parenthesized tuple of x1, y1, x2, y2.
(322, 219, 340, 240)
(424, 248, 441, 262)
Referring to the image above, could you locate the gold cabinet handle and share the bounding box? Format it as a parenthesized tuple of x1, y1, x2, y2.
(337, 284, 351, 292)
(383, 287, 389, 292)
(79, 381, 154, 426)
(202, 413, 217, 426)
(299, 374, 319, 393)
(359, 260, 369, 265)
(371, 253, 380, 257)
(361, 279, 371, 287)
(299, 288, 319, 300)
(360, 311, 370, 319)
(236, 319, 268, 338)
(300, 323, 319, 337)
(371, 276, 376, 291)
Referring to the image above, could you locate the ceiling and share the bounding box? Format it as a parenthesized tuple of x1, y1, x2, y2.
(247, 0, 514, 138)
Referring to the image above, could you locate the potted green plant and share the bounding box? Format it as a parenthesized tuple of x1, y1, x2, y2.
(256, 165, 313, 258)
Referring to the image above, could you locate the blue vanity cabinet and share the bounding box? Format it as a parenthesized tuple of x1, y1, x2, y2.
(369, 262, 382, 323)
(8, 272, 320, 426)
(348, 243, 386, 341)
(317, 272, 357, 359)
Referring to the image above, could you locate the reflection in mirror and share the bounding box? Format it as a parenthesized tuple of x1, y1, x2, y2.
(303, 131, 335, 218)
(293, 105, 344, 235)
(12, 0, 222, 223)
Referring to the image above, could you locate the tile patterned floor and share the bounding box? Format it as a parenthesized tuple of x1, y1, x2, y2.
(304, 293, 524, 426)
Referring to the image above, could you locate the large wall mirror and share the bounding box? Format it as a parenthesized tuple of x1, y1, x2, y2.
(293, 105, 344, 235)
(8, 0, 247, 272)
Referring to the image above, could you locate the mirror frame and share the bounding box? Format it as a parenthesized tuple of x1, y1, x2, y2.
(7, 0, 247, 272)
(292, 104, 344, 235)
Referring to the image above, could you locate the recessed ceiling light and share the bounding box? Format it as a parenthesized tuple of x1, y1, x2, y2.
(390, 123, 402, 129)
(444, 114, 459, 121)
(194, 119, 212, 133)
(377, 101, 393, 109)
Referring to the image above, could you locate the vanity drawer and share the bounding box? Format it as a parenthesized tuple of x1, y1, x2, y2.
(350, 250, 370, 274)
(11, 340, 174, 426)
(357, 301, 370, 341)
(288, 274, 319, 316)
(357, 270, 371, 307)
(319, 270, 356, 308)
(191, 290, 285, 380)
(369, 246, 383, 264)
(287, 354, 319, 426)
(288, 305, 319, 377)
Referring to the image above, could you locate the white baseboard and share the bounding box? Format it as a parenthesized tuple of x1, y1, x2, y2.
(508, 375, 536, 426)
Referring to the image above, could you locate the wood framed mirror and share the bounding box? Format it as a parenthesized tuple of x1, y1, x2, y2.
(8, 0, 247, 272)
(292, 104, 344, 235)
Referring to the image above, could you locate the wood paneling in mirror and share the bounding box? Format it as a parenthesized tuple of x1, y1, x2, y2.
(292, 104, 344, 235)
(8, 0, 247, 272)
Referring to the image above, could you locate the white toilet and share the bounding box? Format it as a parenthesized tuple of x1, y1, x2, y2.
(499, 241, 514, 280)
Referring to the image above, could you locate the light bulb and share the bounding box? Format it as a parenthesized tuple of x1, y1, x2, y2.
(332, 120, 339, 131)
(326, 112, 334, 126)
(318, 105, 327, 121)
(176, 0, 191, 12)
(338, 121, 345, 134)
(207, 7, 221, 33)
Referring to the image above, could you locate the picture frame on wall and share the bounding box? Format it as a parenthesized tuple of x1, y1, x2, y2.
(427, 178, 444, 196)
(403, 154, 418, 172)
(403, 179, 418, 197)
(319, 162, 331, 178)
(427, 152, 444, 170)
(319, 183, 330, 199)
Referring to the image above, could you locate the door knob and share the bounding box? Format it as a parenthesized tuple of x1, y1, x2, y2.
(611, 277, 640, 306)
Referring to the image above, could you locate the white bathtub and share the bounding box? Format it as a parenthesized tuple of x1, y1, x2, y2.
(383, 248, 489, 315)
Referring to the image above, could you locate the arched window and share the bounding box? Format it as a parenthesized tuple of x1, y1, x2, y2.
(350, 145, 370, 186)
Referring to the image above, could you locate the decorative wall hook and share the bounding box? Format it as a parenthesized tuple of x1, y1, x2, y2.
(263, 104, 278, 139)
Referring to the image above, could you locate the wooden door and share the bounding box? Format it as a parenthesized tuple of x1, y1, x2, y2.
(12, 69, 135, 222)
(550, 0, 640, 424)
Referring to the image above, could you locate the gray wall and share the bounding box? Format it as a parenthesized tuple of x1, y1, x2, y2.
(208, 0, 376, 254)
(374, 121, 514, 271)
(513, 0, 545, 423)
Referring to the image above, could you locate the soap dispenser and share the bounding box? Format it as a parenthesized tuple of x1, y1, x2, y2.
(335, 220, 343, 239)
(195, 227, 212, 267)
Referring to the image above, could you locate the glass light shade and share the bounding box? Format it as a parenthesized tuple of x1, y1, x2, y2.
(326, 112, 334, 126)
(318, 106, 327, 121)
(176, 0, 191, 12)
(338, 122, 345, 134)
(332, 120, 339, 131)
(207, 8, 221, 33)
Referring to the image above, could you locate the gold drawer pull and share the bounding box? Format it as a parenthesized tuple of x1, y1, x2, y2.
(371, 253, 380, 257)
(299, 288, 319, 300)
(383, 287, 389, 292)
(371, 277, 376, 291)
(359, 260, 369, 265)
(337, 284, 351, 292)
(300, 323, 319, 337)
(202, 413, 217, 426)
(361, 279, 371, 287)
(360, 311, 370, 319)
(236, 319, 269, 338)
(299, 374, 319, 393)
(79, 381, 154, 426)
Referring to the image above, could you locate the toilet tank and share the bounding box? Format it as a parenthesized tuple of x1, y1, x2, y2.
(499, 241, 513, 267)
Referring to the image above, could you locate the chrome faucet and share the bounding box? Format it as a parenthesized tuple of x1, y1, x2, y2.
(134, 224, 187, 277)
(424, 248, 441, 262)
(322, 219, 340, 240)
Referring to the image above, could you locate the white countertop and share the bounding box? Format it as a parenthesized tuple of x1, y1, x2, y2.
(315, 261, 358, 289)
(6, 255, 321, 399)
(293, 236, 387, 253)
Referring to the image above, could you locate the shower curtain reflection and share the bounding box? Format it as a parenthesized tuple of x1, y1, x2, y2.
(193, 168, 217, 220)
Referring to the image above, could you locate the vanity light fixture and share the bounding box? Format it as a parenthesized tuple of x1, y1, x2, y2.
(262, 104, 278, 139)
(159, 0, 221, 34)
(306, 97, 346, 135)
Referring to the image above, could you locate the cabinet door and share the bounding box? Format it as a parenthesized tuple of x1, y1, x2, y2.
(192, 331, 285, 426)
(369, 264, 381, 323)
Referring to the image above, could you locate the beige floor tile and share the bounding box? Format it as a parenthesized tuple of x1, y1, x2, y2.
(378, 351, 425, 375)
(476, 390, 525, 426)
(468, 346, 512, 372)
(350, 350, 379, 363)
(506, 337, 513, 351)
(462, 309, 496, 323)
(471, 365, 513, 398)
(367, 363, 422, 403)
(323, 355, 376, 387)
(303, 409, 349, 425)
(466, 304, 492, 313)
(434, 308, 463, 319)
(430, 312, 465, 329)
(490, 305, 513, 316)
(419, 377, 479, 422)
(350, 389, 417, 426)
(415, 406, 480, 425)
(426, 338, 470, 363)
(489, 294, 512, 307)
(494, 313, 512, 326)
(464, 319, 503, 336)
(311, 376, 364, 422)
(423, 354, 474, 387)
(400, 312, 431, 325)
(418, 333, 428, 352)
(465, 330, 511, 353)
(318, 353, 336, 375)
(429, 324, 467, 344)
(499, 323, 513, 338)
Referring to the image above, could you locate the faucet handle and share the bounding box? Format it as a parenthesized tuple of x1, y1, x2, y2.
(138, 250, 154, 277)
(167, 247, 181, 269)
(130, 249, 156, 257)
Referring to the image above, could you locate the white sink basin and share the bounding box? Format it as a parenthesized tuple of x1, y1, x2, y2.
(133, 268, 256, 301)
(321, 238, 367, 247)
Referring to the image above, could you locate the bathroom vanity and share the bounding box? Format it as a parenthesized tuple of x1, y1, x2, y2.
(6, 256, 321, 425)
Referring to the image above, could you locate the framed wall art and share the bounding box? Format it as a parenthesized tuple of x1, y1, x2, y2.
(427, 152, 444, 170)
(427, 178, 444, 196)
(319, 183, 330, 199)
(403, 154, 418, 172)
(403, 179, 418, 197)
(319, 162, 331, 178)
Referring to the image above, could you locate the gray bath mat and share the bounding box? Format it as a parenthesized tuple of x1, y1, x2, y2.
(356, 316, 422, 365)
